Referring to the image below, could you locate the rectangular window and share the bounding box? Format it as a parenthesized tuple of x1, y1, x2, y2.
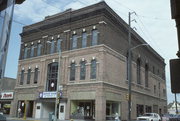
(50, 40, 55, 54)
(91, 30, 98, 46)
(20, 70, 24, 85)
(57, 39, 62, 52)
(37, 43, 42, 56)
(27, 69, 31, 84)
(72, 35, 77, 49)
(34, 68, 38, 84)
(82, 32, 87, 48)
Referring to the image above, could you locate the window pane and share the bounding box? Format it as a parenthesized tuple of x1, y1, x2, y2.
(24, 47, 28, 59)
(72, 35, 77, 49)
(90, 60, 96, 79)
(50, 40, 55, 54)
(57, 39, 62, 52)
(47, 62, 58, 91)
(70, 63, 76, 81)
(37, 43, 42, 56)
(27, 69, 31, 84)
(80, 61, 86, 80)
(34, 68, 38, 84)
(145, 64, 148, 87)
(91, 30, 98, 46)
(30, 46, 34, 57)
(82, 32, 87, 48)
(20, 70, 24, 85)
(137, 59, 141, 84)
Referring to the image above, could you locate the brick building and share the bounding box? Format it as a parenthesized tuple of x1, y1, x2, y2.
(10, 1, 167, 121)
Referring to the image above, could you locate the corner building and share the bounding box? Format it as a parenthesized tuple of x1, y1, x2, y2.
(10, 2, 167, 121)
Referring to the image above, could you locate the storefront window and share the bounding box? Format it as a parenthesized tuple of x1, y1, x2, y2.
(70, 100, 95, 119)
(106, 101, 120, 119)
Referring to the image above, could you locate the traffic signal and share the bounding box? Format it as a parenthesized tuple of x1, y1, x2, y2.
(170, 59, 180, 93)
(126, 94, 129, 100)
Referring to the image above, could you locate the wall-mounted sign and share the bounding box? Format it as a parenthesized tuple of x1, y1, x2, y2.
(0, 92, 14, 99)
(39, 92, 57, 98)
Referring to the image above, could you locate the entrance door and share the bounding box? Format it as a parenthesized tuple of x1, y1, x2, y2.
(59, 103, 66, 120)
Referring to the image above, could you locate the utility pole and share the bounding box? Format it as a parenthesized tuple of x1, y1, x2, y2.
(127, 11, 136, 121)
(54, 37, 62, 121)
(175, 93, 178, 114)
(127, 11, 132, 121)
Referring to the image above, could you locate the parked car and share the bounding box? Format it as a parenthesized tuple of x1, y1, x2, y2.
(0, 114, 6, 121)
(169, 114, 180, 121)
(162, 114, 174, 121)
(137, 113, 161, 121)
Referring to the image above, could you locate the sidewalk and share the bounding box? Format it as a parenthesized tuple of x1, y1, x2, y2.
(7, 117, 91, 121)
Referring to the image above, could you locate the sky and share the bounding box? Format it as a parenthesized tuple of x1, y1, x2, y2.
(5, 0, 179, 103)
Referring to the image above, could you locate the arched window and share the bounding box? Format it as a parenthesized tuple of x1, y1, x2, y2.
(82, 32, 87, 48)
(145, 63, 149, 87)
(137, 58, 141, 84)
(91, 29, 98, 46)
(50, 40, 55, 54)
(80, 60, 86, 80)
(34, 68, 38, 84)
(47, 62, 58, 91)
(90, 59, 97, 79)
(20, 70, 24, 85)
(30, 45, 34, 57)
(72, 34, 77, 50)
(24, 46, 28, 59)
(37, 43, 42, 56)
(57, 39, 62, 52)
(27, 68, 31, 84)
(70, 62, 76, 81)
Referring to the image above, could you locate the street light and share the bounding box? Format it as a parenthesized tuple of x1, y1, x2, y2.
(47, 37, 62, 121)
(127, 43, 149, 121)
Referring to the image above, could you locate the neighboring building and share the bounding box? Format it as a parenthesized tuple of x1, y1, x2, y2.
(10, 2, 167, 121)
(168, 102, 180, 114)
(0, 0, 25, 79)
(0, 77, 16, 115)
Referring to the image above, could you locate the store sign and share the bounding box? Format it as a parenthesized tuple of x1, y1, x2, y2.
(0, 92, 14, 99)
(39, 92, 57, 98)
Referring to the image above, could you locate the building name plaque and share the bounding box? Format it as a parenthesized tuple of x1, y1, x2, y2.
(39, 92, 57, 98)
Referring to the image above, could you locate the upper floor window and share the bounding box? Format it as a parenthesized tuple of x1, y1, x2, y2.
(57, 39, 62, 52)
(24, 46, 28, 59)
(30, 45, 35, 57)
(145, 64, 149, 87)
(70, 62, 76, 81)
(34, 68, 38, 84)
(47, 62, 58, 91)
(82, 32, 87, 48)
(80, 60, 86, 80)
(90, 59, 97, 79)
(91, 29, 98, 46)
(72, 34, 77, 50)
(27, 68, 31, 84)
(152, 66, 155, 74)
(20, 70, 24, 85)
(137, 58, 141, 84)
(50, 40, 55, 54)
(37, 43, 42, 56)
(154, 85, 156, 94)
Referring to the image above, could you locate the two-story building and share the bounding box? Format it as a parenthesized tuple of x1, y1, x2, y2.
(10, 1, 167, 121)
